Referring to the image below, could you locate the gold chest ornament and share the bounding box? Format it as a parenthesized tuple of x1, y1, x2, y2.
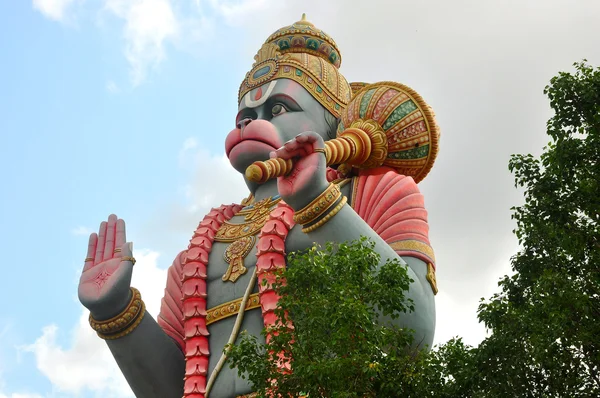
(215, 195, 282, 283)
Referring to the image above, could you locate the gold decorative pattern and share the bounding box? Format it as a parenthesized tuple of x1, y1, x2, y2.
(239, 50, 351, 118)
(253, 42, 282, 66)
(264, 13, 342, 68)
(89, 287, 146, 340)
(215, 196, 282, 243)
(347, 119, 388, 169)
(426, 263, 438, 295)
(206, 293, 261, 325)
(222, 236, 256, 283)
(302, 196, 348, 233)
(350, 175, 360, 208)
(350, 82, 369, 97)
(341, 81, 440, 183)
(388, 240, 436, 263)
(293, 183, 341, 225)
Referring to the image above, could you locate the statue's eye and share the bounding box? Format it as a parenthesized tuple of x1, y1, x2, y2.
(271, 104, 288, 117)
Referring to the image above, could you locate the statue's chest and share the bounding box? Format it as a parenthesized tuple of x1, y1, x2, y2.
(203, 209, 311, 309)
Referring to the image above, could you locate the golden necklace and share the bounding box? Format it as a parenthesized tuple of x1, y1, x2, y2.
(216, 195, 282, 283)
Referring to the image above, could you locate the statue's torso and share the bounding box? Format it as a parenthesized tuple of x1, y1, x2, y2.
(203, 183, 352, 397)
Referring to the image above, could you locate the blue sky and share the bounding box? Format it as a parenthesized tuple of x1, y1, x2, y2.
(1, 0, 600, 397)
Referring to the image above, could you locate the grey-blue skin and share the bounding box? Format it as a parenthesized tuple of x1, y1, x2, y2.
(77, 79, 435, 398)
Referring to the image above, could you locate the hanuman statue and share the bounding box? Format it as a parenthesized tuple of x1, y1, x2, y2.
(77, 14, 439, 398)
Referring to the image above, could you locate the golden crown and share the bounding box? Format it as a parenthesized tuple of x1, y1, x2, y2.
(263, 13, 342, 68)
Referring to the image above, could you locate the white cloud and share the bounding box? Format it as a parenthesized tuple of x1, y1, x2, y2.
(182, 137, 198, 152)
(184, 150, 247, 212)
(32, 0, 75, 22)
(25, 250, 166, 397)
(207, 0, 274, 25)
(106, 80, 120, 93)
(104, 0, 179, 86)
(71, 226, 92, 236)
(0, 393, 43, 398)
(140, 142, 247, 255)
(35, 0, 272, 85)
(178, 137, 198, 165)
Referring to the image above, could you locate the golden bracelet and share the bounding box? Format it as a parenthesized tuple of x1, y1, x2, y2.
(97, 300, 146, 340)
(89, 287, 144, 336)
(293, 183, 341, 225)
(302, 196, 347, 233)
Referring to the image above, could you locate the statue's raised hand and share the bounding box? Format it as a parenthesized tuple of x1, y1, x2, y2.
(78, 214, 135, 320)
(271, 131, 330, 211)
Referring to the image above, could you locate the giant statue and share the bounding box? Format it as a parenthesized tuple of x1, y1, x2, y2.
(77, 15, 440, 398)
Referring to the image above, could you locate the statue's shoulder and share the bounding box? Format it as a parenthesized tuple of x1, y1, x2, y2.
(349, 167, 421, 211)
(350, 168, 435, 267)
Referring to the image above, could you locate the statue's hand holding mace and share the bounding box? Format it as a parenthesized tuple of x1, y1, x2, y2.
(245, 121, 388, 183)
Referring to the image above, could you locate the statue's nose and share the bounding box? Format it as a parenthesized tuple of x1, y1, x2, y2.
(237, 118, 253, 130)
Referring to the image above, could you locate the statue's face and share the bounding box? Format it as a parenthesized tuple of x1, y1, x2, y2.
(225, 79, 336, 174)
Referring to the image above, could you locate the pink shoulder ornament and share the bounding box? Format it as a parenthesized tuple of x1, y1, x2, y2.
(351, 167, 437, 292)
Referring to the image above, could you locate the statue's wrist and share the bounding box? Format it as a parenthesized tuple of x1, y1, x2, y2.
(89, 287, 146, 340)
(89, 288, 134, 321)
(286, 179, 330, 211)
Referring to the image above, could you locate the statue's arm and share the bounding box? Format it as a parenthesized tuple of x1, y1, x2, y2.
(105, 310, 185, 397)
(104, 252, 187, 398)
(303, 170, 437, 346)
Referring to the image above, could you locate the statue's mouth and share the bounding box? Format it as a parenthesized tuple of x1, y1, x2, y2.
(225, 129, 281, 157)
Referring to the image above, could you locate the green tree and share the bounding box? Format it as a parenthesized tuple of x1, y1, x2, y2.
(475, 61, 600, 396)
(227, 238, 426, 398)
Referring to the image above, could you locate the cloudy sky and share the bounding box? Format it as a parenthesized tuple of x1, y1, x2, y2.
(1, 0, 599, 396)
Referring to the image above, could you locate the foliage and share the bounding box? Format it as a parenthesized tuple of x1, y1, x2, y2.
(227, 237, 426, 398)
(475, 61, 600, 396)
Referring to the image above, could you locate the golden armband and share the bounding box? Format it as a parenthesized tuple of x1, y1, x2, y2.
(89, 287, 146, 340)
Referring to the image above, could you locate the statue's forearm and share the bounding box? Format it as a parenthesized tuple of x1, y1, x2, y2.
(105, 311, 185, 398)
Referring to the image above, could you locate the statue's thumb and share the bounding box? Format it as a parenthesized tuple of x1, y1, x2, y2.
(121, 242, 133, 258)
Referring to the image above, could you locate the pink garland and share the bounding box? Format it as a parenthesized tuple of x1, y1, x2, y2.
(180, 202, 294, 398)
(182, 204, 240, 398)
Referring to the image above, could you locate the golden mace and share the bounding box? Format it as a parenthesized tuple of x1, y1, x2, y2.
(245, 120, 388, 183)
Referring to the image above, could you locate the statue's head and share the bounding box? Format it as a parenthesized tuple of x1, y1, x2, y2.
(225, 15, 352, 175)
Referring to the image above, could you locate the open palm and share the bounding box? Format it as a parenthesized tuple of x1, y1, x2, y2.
(78, 214, 135, 320)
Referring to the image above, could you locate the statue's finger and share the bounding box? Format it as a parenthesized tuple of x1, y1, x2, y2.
(295, 133, 309, 143)
(302, 131, 324, 147)
(114, 219, 126, 257)
(83, 233, 98, 272)
(119, 242, 135, 269)
(103, 214, 117, 260)
(95, 221, 107, 264)
(274, 146, 308, 160)
(275, 138, 310, 158)
(283, 139, 301, 151)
